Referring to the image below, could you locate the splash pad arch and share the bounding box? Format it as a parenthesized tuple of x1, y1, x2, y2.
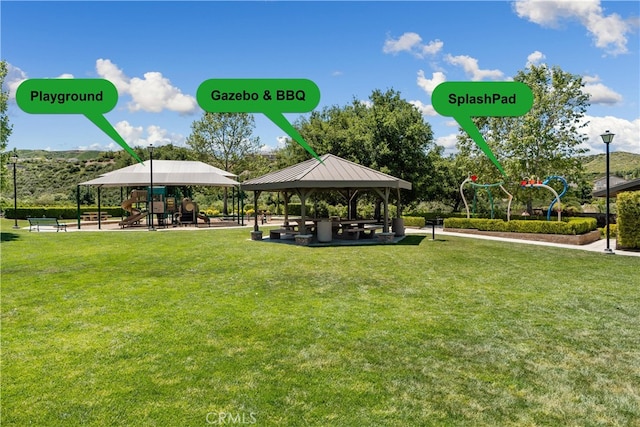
(460, 175, 513, 221)
(520, 175, 568, 221)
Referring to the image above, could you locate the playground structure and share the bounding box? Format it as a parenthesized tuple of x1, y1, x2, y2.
(460, 175, 513, 220)
(119, 187, 210, 228)
(520, 176, 568, 221)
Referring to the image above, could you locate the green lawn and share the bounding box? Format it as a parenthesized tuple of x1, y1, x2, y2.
(1, 222, 639, 426)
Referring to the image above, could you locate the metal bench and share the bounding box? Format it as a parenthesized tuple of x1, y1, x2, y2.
(27, 217, 68, 232)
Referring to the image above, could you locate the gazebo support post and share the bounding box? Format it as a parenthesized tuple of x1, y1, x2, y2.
(250, 190, 263, 240)
(298, 190, 307, 234)
(253, 191, 261, 231)
(349, 190, 359, 219)
(374, 188, 391, 233)
(296, 189, 315, 235)
(283, 192, 290, 226)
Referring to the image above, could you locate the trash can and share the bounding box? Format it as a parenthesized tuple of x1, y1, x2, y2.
(317, 219, 332, 242)
(392, 218, 405, 237)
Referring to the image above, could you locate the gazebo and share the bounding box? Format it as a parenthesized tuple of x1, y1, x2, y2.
(240, 154, 412, 237)
(78, 160, 239, 228)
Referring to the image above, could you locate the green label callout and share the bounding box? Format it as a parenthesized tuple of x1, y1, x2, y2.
(432, 81, 534, 176)
(197, 78, 322, 161)
(16, 78, 142, 162)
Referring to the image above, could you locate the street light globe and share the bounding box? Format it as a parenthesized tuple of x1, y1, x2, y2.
(600, 130, 615, 144)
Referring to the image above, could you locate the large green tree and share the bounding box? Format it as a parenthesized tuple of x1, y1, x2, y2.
(1, 60, 14, 193)
(455, 64, 590, 211)
(278, 88, 436, 206)
(186, 112, 260, 214)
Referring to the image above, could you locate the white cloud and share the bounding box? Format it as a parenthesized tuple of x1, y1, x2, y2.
(4, 63, 28, 100)
(383, 32, 422, 54)
(435, 133, 459, 154)
(331, 70, 343, 77)
(445, 54, 504, 81)
(582, 75, 623, 105)
(128, 72, 197, 114)
(579, 115, 640, 154)
(95, 59, 198, 114)
(57, 73, 74, 79)
(421, 39, 444, 57)
(409, 99, 437, 116)
(115, 120, 144, 145)
(526, 50, 546, 66)
(114, 120, 185, 148)
(417, 70, 446, 95)
(513, 0, 633, 55)
(96, 58, 130, 94)
(383, 32, 443, 58)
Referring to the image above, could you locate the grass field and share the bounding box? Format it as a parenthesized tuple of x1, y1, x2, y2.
(1, 221, 639, 426)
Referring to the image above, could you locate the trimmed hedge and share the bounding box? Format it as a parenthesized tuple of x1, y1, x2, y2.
(616, 191, 640, 249)
(443, 217, 597, 235)
(401, 216, 426, 227)
(3, 207, 124, 220)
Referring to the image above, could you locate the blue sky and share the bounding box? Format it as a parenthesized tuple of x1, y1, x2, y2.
(2, 0, 639, 156)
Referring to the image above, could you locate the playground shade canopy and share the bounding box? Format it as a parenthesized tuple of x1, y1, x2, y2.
(79, 160, 239, 188)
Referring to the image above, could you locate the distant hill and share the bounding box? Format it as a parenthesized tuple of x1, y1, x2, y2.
(16, 149, 104, 162)
(581, 151, 640, 179)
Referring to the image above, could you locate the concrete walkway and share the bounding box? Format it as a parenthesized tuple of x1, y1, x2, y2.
(405, 226, 640, 257)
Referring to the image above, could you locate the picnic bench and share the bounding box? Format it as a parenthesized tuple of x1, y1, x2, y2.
(27, 217, 68, 232)
(269, 228, 300, 239)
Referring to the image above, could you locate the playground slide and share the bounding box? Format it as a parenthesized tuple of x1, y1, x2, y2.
(197, 212, 210, 226)
(119, 194, 148, 227)
(119, 210, 147, 227)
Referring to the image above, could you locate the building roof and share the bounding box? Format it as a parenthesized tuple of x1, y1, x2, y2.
(592, 177, 640, 197)
(240, 154, 412, 192)
(79, 160, 239, 188)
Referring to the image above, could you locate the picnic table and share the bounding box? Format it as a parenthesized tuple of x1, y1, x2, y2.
(81, 211, 112, 221)
(336, 219, 383, 239)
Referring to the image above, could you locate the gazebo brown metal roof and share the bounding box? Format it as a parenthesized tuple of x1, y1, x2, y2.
(241, 154, 411, 191)
(241, 154, 412, 235)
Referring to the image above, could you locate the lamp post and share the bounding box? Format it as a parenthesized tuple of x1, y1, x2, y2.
(600, 130, 614, 254)
(10, 152, 19, 229)
(148, 144, 156, 231)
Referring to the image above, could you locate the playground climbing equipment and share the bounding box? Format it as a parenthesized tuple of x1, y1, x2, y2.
(460, 174, 513, 221)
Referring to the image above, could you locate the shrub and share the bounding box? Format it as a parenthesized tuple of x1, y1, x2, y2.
(616, 191, 640, 249)
(443, 217, 597, 235)
(401, 216, 425, 228)
(599, 224, 618, 238)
